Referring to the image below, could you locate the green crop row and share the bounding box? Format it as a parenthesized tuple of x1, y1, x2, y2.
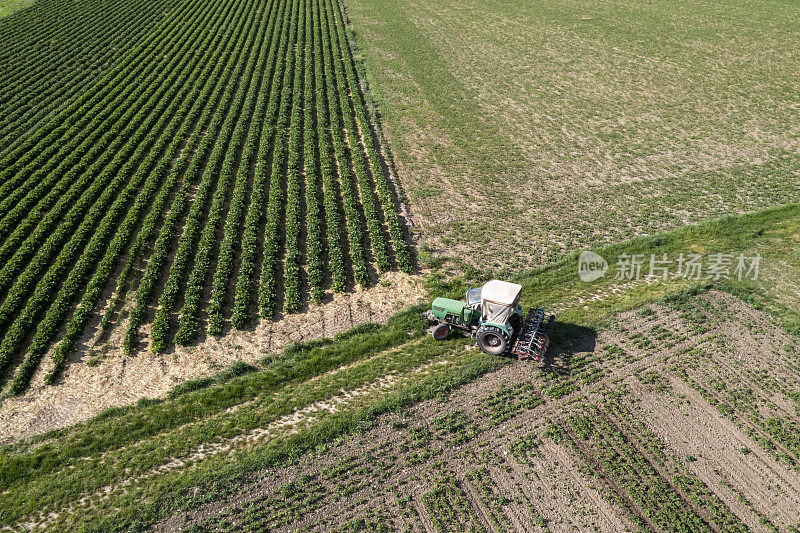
(229, 0, 295, 329)
(0, 0, 213, 246)
(185, 0, 284, 342)
(328, 0, 412, 273)
(14, 0, 255, 388)
(677, 356, 800, 469)
(304, 0, 325, 303)
(148, 0, 271, 353)
(282, 0, 308, 313)
(0, 0, 236, 384)
(186, 473, 327, 531)
(123, 0, 261, 353)
(0, 0, 220, 309)
(324, 0, 390, 274)
(44, 0, 261, 381)
(96, 12, 241, 337)
(258, 0, 300, 318)
(423, 471, 483, 532)
(203, 0, 287, 338)
(313, 0, 347, 293)
(319, 0, 369, 287)
(0, 0, 198, 199)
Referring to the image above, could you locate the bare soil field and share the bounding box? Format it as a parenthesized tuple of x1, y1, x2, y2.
(153, 291, 800, 531)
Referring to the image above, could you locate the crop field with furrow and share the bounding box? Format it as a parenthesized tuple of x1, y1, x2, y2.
(0, 0, 411, 395)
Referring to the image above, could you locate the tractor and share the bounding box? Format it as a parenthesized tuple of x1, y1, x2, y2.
(422, 280, 554, 361)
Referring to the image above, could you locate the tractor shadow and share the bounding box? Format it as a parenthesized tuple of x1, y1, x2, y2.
(538, 321, 597, 377)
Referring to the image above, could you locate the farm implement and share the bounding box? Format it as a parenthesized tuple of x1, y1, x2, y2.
(422, 280, 555, 361)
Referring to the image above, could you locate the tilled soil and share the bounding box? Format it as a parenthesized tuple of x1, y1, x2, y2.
(154, 291, 800, 532)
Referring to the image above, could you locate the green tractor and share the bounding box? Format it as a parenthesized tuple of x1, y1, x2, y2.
(422, 280, 554, 360)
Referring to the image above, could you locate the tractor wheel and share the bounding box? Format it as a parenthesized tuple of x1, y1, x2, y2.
(509, 313, 521, 330)
(432, 323, 451, 341)
(476, 325, 510, 356)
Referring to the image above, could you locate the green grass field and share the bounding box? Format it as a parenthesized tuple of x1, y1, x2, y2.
(345, 0, 800, 270)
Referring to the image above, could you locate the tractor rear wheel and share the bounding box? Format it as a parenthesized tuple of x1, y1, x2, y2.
(432, 323, 451, 340)
(476, 325, 509, 356)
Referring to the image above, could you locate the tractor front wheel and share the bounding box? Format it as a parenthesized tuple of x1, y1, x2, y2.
(476, 325, 509, 356)
(432, 323, 451, 340)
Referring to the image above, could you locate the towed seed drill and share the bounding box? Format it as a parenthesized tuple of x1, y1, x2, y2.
(422, 280, 554, 361)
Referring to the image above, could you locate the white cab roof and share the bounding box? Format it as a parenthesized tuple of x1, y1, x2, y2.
(481, 280, 522, 306)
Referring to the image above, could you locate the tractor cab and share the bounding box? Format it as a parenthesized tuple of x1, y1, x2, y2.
(478, 280, 523, 333)
(465, 281, 522, 326)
